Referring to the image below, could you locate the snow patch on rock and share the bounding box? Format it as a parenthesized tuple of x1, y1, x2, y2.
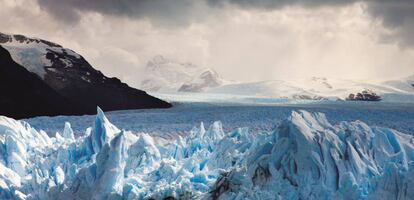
(0, 33, 82, 79)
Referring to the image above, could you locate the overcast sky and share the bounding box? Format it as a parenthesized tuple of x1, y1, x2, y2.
(1, 0, 414, 87)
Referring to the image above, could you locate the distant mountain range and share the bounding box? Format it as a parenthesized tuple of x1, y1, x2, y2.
(141, 55, 414, 102)
(0, 33, 171, 119)
(207, 76, 414, 102)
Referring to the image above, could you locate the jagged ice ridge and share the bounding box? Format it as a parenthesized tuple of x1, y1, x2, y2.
(0, 108, 413, 199)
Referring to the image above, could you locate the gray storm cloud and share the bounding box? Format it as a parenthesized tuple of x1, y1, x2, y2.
(207, 0, 355, 9)
(219, 0, 414, 46)
(35, 0, 414, 47)
(366, 0, 414, 47)
(36, 0, 208, 26)
(2, 0, 413, 85)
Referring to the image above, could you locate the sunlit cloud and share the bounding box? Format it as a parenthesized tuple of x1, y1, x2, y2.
(0, 0, 413, 87)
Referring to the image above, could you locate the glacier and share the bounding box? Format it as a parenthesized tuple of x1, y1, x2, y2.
(0, 107, 413, 199)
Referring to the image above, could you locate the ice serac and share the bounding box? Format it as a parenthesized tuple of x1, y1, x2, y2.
(91, 107, 120, 153)
(0, 109, 413, 199)
(62, 122, 75, 140)
(211, 111, 414, 199)
(85, 131, 127, 199)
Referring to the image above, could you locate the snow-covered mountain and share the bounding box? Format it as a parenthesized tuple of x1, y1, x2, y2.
(0, 45, 87, 119)
(206, 76, 414, 102)
(0, 33, 81, 79)
(0, 33, 171, 118)
(0, 107, 413, 199)
(140, 55, 225, 92)
(207, 79, 329, 100)
(178, 68, 224, 92)
(382, 75, 414, 93)
(139, 55, 414, 102)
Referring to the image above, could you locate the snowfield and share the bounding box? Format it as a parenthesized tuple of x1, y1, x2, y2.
(1, 106, 414, 199)
(205, 77, 414, 102)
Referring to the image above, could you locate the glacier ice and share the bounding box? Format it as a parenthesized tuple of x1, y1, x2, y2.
(0, 108, 413, 199)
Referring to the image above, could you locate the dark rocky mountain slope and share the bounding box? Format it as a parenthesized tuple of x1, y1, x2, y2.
(0, 46, 92, 118)
(0, 33, 171, 119)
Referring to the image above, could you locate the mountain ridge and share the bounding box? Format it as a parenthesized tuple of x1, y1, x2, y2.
(0, 33, 171, 118)
(140, 54, 414, 102)
(0, 45, 92, 119)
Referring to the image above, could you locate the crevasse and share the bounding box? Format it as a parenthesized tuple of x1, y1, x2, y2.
(0, 107, 413, 200)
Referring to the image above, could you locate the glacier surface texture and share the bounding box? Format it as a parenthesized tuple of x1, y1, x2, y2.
(0, 108, 413, 199)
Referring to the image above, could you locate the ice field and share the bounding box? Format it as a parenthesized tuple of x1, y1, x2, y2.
(0, 94, 413, 199)
(0, 107, 413, 199)
(25, 93, 414, 137)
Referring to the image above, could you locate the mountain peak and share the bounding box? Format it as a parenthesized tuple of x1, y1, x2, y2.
(178, 68, 224, 92)
(0, 32, 62, 48)
(0, 32, 83, 79)
(147, 55, 169, 66)
(141, 55, 225, 92)
(0, 33, 171, 118)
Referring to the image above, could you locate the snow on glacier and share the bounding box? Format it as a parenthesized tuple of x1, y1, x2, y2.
(0, 107, 413, 199)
